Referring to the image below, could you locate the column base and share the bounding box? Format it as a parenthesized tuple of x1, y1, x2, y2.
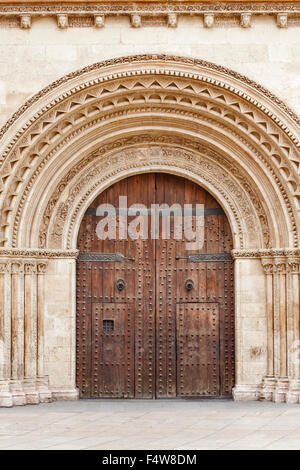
(259, 375, 277, 401)
(23, 378, 40, 405)
(51, 388, 79, 401)
(0, 380, 13, 407)
(273, 377, 290, 403)
(0, 380, 79, 407)
(37, 376, 53, 403)
(286, 379, 300, 404)
(10, 380, 26, 406)
(232, 384, 260, 401)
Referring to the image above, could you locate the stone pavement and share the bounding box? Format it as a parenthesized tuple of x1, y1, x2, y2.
(0, 399, 300, 450)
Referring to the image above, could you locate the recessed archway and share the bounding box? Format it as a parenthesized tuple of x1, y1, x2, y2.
(76, 172, 235, 399)
(0, 55, 298, 250)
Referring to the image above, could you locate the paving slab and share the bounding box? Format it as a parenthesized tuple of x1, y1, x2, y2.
(0, 399, 300, 450)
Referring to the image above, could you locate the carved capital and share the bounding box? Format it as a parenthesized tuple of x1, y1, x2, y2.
(57, 14, 68, 30)
(262, 259, 300, 275)
(20, 14, 31, 30)
(11, 261, 23, 274)
(0, 262, 9, 274)
(24, 262, 37, 274)
(204, 14, 214, 29)
(131, 14, 141, 28)
(274, 262, 287, 274)
(287, 260, 300, 274)
(277, 13, 288, 28)
(241, 13, 251, 28)
(168, 13, 177, 28)
(94, 15, 104, 29)
(262, 261, 275, 275)
(37, 262, 47, 274)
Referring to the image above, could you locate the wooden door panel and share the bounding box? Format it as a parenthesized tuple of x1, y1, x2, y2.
(76, 261, 92, 398)
(155, 238, 177, 398)
(90, 262, 136, 303)
(134, 238, 155, 398)
(176, 302, 220, 397)
(92, 303, 135, 398)
(76, 172, 234, 399)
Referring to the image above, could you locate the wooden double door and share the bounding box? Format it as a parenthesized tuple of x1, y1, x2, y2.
(76, 173, 234, 398)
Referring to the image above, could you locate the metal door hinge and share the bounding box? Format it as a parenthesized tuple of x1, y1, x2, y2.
(78, 252, 135, 262)
(176, 253, 233, 262)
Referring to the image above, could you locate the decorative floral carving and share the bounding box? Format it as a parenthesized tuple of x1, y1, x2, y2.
(0, 248, 78, 258)
(233, 249, 300, 258)
(40, 142, 264, 250)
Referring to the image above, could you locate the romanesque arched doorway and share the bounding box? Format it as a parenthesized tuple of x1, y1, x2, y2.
(76, 173, 234, 398)
(0, 55, 299, 407)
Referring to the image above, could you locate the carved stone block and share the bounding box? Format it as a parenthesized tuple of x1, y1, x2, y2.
(57, 14, 68, 30)
(131, 14, 141, 29)
(204, 14, 214, 29)
(20, 15, 31, 30)
(241, 13, 251, 28)
(167, 13, 177, 28)
(94, 15, 105, 29)
(277, 13, 288, 28)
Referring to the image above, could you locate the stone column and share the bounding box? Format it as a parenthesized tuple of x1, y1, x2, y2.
(274, 261, 289, 402)
(23, 261, 39, 403)
(36, 261, 52, 402)
(10, 261, 26, 405)
(260, 252, 300, 403)
(286, 259, 300, 403)
(0, 248, 79, 408)
(260, 260, 277, 400)
(0, 261, 12, 407)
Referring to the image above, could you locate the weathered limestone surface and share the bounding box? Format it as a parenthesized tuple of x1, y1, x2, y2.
(0, 4, 299, 407)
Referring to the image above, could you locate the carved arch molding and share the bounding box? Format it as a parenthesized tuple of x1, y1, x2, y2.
(0, 54, 299, 250)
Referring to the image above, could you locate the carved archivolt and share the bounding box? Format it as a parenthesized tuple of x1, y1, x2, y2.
(0, 55, 299, 250)
(45, 143, 262, 249)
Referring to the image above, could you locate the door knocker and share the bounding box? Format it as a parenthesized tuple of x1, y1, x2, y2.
(185, 279, 194, 291)
(116, 279, 125, 291)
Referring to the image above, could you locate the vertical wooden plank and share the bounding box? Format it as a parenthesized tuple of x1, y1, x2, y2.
(176, 302, 219, 396)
